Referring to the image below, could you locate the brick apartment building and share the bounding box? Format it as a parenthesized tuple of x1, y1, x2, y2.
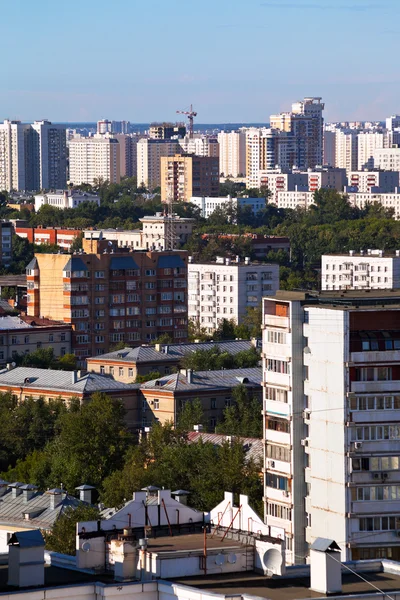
(15, 225, 81, 250)
(26, 237, 188, 364)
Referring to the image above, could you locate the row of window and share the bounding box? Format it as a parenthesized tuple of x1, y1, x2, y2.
(266, 474, 289, 491)
(265, 386, 288, 403)
(267, 502, 292, 520)
(352, 456, 400, 471)
(266, 444, 291, 462)
(266, 359, 290, 374)
(267, 418, 290, 433)
(325, 264, 389, 272)
(355, 367, 392, 382)
(353, 486, 400, 501)
(350, 396, 400, 411)
(1, 333, 66, 345)
(359, 516, 400, 531)
(265, 330, 286, 344)
(352, 425, 400, 441)
(358, 339, 400, 351)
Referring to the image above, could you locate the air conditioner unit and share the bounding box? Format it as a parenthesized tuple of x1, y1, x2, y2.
(372, 472, 381, 480)
(303, 409, 311, 420)
(268, 460, 275, 468)
(354, 442, 363, 450)
(301, 438, 309, 447)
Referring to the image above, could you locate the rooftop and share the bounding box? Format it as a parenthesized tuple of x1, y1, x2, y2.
(88, 339, 260, 365)
(140, 367, 262, 393)
(0, 367, 138, 394)
(268, 289, 400, 309)
(145, 533, 248, 555)
(187, 432, 263, 463)
(0, 316, 70, 331)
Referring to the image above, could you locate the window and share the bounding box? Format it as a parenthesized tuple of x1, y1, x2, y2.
(353, 486, 400, 501)
(119, 367, 124, 376)
(352, 425, 400, 441)
(95, 284, 105, 291)
(95, 296, 105, 304)
(265, 386, 288, 403)
(161, 292, 173, 301)
(211, 398, 217, 409)
(145, 269, 156, 276)
(266, 444, 290, 462)
(145, 282, 156, 289)
(49, 334, 54, 342)
(11, 336, 17, 345)
(266, 474, 289, 491)
(224, 397, 231, 407)
(359, 516, 399, 531)
(146, 307, 157, 315)
(267, 502, 292, 520)
(95, 271, 105, 278)
(128, 368, 133, 377)
(154, 399, 159, 410)
(266, 359, 290, 374)
(109, 367, 114, 375)
(350, 395, 400, 411)
(100, 366, 105, 374)
(146, 295, 156, 302)
(267, 418, 290, 433)
(37, 342, 42, 349)
(266, 330, 286, 344)
(355, 367, 392, 381)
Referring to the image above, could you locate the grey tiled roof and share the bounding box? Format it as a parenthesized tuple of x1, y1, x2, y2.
(187, 432, 263, 464)
(0, 367, 139, 395)
(90, 339, 260, 365)
(0, 489, 84, 529)
(140, 367, 262, 392)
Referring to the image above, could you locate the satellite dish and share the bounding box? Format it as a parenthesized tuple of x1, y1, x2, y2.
(263, 548, 282, 573)
(228, 553, 237, 564)
(11, 362, 16, 368)
(108, 240, 113, 246)
(82, 542, 91, 553)
(215, 553, 225, 566)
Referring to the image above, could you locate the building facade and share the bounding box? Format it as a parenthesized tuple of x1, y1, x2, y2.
(190, 196, 266, 218)
(374, 147, 400, 172)
(218, 131, 246, 177)
(15, 225, 82, 250)
(188, 257, 279, 333)
(68, 137, 120, 186)
(263, 290, 400, 565)
(0, 221, 12, 266)
(347, 171, 399, 193)
(30, 120, 67, 190)
(347, 191, 400, 218)
(161, 155, 219, 203)
(26, 239, 188, 363)
(322, 251, 400, 290)
(335, 129, 358, 172)
(34, 190, 100, 211)
(137, 139, 180, 189)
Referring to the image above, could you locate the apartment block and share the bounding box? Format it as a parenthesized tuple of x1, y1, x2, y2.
(263, 290, 400, 564)
(114, 134, 138, 178)
(259, 170, 308, 203)
(275, 190, 315, 209)
(306, 166, 347, 192)
(190, 195, 266, 218)
(0, 221, 12, 266)
(160, 155, 219, 203)
(137, 138, 180, 189)
(0, 315, 72, 366)
(34, 190, 100, 211)
(335, 129, 358, 172)
(246, 129, 297, 189)
(68, 137, 120, 186)
(218, 131, 246, 177)
(149, 123, 186, 139)
(347, 191, 400, 218)
(30, 120, 67, 190)
(178, 135, 219, 158)
(347, 171, 399, 193)
(322, 250, 400, 290)
(357, 132, 385, 171)
(26, 239, 188, 364)
(374, 147, 400, 172)
(323, 129, 336, 166)
(188, 256, 279, 333)
(14, 226, 82, 250)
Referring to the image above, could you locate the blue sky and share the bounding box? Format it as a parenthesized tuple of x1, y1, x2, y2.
(2, 0, 398, 122)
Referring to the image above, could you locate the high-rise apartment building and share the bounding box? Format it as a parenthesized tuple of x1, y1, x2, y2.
(188, 256, 279, 333)
(149, 123, 186, 139)
(26, 238, 188, 363)
(322, 250, 400, 290)
(97, 119, 112, 135)
(178, 135, 219, 158)
(245, 129, 296, 189)
(347, 170, 399, 193)
(68, 137, 120, 186)
(374, 147, 400, 172)
(160, 155, 219, 203)
(137, 139, 180, 189)
(263, 290, 400, 565)
(386, 115, 400, 131)
(357, 132, 385, 171)
(218, 131, 246, 177)
(0, 120, 32, 191)
(323, 128, 336, 166)
(335, 129, 358, 171)
(31, 120, 67, 190)
(114, 134, 138, 178)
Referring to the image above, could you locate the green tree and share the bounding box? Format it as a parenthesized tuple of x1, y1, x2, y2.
(213, 319, 236, 341)
(135, 371, 161, 383)
(217, 384, 262, 438)
(45, 505, 101, 555)
(176, 398, 205, 433)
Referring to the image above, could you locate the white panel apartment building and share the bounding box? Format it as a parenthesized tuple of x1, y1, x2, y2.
(374, 147, 400, 172)
(35, 190, 100, 211)
(137, 138, 181, 189)
(190, 196, 266, 218)
(335, 129, 358, 171)
(188, 257, 279, 333)
(69, 137, 120, 186)
(357, 132, 386, 171)
(322, 251, 400, 291)
(347, 192, 400, 218)
(178, 135, 219, 158)
(0, 120, 31, 191)
(263, 290, 400, 566)
(218, 131, 246, 177)
(347, 171, 399, 193)
(31, 120, 67, 189)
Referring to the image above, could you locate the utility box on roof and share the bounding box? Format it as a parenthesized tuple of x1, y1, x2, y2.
(310, 538, 342, 594)
(8, 529, 45, 588)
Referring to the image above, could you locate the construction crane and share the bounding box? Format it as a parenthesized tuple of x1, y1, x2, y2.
(176, 104, 197, 138)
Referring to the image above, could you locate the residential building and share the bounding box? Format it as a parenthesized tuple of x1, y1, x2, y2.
(335, 129, 358, 171)
(68, 137, 120, 186)
(386, 115, 400, 131)
(322, 250, 400, 290)
(0, 221, 12, 266)
(160, 155, 219, 203)
(86, 339, 260, 382)
(347, 170, 399, 193)
(275, 190, 315, 209)
(137, 138, 180, 188)
(15, 226, 82, 250)
(245, 129, 297, 189)
(26, 238, 188, 362)
(97, 119, 112, 134)
(187, 432, 263, 464)
(0, 315, 72, 366)
(114, 134, 138, 178)
(30, 120, 67, 190)
(178, 135, 219, 158)
(34, 190, 100, 211)
(323, 128, 336, 166)
(111, 120, 130, 134)
(347, 191, 400, 218)
(258, 169, 308, 203)
(149, 123, 186, 139)
(0, 366, 140, 429)
(374, 147, 400, 172)
(83, 213, 195, 250)
(218, 130, 246, 177)
(263, 289, 400, 565)
(306, 166, 347, 192)
(188, 256, 279, 333)
(0, 482, 90, 553)
(190, 195, 266, 218)
(357, 132, 385, 171)
(0, 121, 34, 191)
(140, 367, 262, 428)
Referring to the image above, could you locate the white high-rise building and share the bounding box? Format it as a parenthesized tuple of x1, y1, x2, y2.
(322, 250, 400, 290)
(188, 257, 279, 333)
(374, 147, 400, 172)
(335, 129, 358, 171)
(178, 135, 219, 158)
(0, 120, 31, 191)
(263, 290, 400, 565)
(68, 137, 120, 186)
(347, 170, 399, 193)
(357, 132, 385, 171)
(218, 131, 246, 177)
(31, 120, 67, 190)
(386, 115, 400, 131)
(137, 138, 180, 189)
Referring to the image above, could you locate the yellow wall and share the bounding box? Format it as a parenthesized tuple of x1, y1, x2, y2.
(36, 254, 69, 321)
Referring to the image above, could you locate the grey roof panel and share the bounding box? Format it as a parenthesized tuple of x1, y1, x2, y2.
(63, 256, 88, 272)
(310, 538, 341, 552)
(157, 255, 186, 269)
(110, 256, 139, 270)
(141, 367, 262, 393)
(8, 529, 45, 548)
(25, 258, 38, 270)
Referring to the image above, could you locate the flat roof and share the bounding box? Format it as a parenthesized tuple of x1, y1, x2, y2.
(171, 570, 400, 600)
(146, 533, 247, 554)
(266, 289, 400, 309)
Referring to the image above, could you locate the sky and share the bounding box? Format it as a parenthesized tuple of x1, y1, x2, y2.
(1, 0, 399, 123)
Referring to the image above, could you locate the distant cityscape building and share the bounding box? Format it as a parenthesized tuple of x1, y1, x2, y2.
(15, 225, 82, 250)
(347, 191, 400, 218)
(137, 138, 180, 189)
(335, 129, 358, 171)
(114, 134, 138, 178)
(149, 123, 186, 139)
(218, 131, 246, 177)
(160, 155, 219, 203)
(0, 221, 12, 266)
(347, 170, 399, 193)
(374, 147, 400, 172)
(188, 256, 279, 333)
(322, 250, 400, 291)
(190, 195, 266, 218)
(178, 135, 219, 158)
(68, 137, 120, 186)
(357, 132, 385, 171)
(34, 190, 100, 212)
(31, 120, 67, 190)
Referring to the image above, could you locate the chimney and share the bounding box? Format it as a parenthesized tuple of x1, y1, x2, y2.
(349, 250, 354, 256)
(8, 483, 23, 498)
(8, 530, 45, 588)
(21, 484, 37, 503)
(396, 250, 400, 257)
(225, 258, 231, 266)
(75, 484, 95, 504)
(186, 369, 193, 384)
(72, 370, 78, 384)
(154, 343, 162, 352)
(188, 255, 193, 263)
(236, 255, 240, 263)
(193, 424, 203, 432)
(310, 538, 342, 595)
(47, 488, 63, 510)
(244, 257, 250, 265)
(172, 490, 190, 506)
(0, 479, 8, 497)
(6, 363, 15, 371)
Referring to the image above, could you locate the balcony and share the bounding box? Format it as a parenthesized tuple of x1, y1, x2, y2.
(265, 458, 292, 476)
(264, 371, 291, 387)
(264, 315, 290, 330)
(263, 342, 291, 360)
(350, 350, 400, 364)
(351, 409, 400, 424)
(265, 400, 290, 418)
(351, 380, 400, 393)
(264, 487, 292, 504)
(265, 428, 291, 445)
